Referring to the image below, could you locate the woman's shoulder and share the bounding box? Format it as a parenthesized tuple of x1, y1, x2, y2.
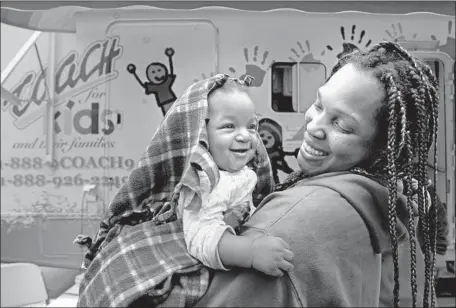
(258, 171, 384, 214)
(294, 171, 389, 211)
(248, 184, 351, 233)
(249, 172, 391, 253)
(268, 183, 359, 223)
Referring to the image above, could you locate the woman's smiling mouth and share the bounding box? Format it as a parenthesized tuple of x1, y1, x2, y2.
(302, 140, 329, 157)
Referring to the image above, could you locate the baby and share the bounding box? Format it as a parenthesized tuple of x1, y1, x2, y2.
(177, 78, 294, 277)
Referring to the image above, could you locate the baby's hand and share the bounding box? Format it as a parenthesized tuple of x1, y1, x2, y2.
(251, 236, 294, 277)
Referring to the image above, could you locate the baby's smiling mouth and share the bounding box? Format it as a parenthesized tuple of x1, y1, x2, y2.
(154, 76, 166, 81)
(230, 149, 249, 156)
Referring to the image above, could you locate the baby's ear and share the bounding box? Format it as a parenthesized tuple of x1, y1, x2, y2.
(242, 75, 255, 86)
(198, 140, 209, 151)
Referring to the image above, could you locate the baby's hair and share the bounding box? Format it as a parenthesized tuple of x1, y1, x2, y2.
(276, 42, 439, 308)
(206, 75, 255, 124)
(208, 76, 254, 99)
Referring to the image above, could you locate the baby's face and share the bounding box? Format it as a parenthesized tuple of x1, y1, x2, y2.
(206, 89, 258, 172)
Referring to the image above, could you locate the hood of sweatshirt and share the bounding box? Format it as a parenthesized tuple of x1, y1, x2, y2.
(291, 171, 417, 254)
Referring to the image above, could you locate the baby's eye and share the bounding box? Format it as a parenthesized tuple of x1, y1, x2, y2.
(314, 102, 323, 111)
(221, 124, 235, 129)
(248, 124, 258, 130)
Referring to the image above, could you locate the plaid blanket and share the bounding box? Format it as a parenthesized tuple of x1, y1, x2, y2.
(75, 73, 274, 307)
(77, 219, 210, 307)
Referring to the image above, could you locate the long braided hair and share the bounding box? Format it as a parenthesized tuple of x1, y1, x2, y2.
(275, 41, 439, 308)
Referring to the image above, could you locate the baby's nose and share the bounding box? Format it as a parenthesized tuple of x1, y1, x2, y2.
(236, 129, 251, 142)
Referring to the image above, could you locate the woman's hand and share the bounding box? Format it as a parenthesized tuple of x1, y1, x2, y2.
(251, 236, 294, 277)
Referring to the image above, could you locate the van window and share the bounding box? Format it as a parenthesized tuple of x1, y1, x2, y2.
(271, 62, 326, 113)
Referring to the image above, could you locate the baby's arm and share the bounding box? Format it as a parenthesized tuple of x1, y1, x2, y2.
(218, 231, 295, 277)
(184, 207, 294, 276)
(183, 201, 236, 270)
(183, 194, 294, 276)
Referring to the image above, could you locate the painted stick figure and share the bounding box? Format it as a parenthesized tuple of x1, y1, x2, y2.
(127, 47, 177, 116)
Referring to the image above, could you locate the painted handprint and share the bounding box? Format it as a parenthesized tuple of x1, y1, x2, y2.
(193, 72, 215, 83)
(384, 23, 417, 42)
(288, 40, 320, 63)
(229, 46, 274, 87)
(431, 20, 455, 60)
(324, 25, 372, 59)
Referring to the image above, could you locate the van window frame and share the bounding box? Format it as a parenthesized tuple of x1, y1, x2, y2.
(270, 61, 327, 114)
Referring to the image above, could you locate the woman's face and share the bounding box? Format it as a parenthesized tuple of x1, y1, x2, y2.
(297, 63, 385, 176)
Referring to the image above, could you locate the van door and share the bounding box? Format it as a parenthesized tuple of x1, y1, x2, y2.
(101, 20, 218, 202)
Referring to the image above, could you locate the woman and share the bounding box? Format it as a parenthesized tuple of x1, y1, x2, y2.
(195, 41, 439, 307)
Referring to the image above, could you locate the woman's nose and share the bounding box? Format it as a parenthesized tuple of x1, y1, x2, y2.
(306, 115, 326, 140)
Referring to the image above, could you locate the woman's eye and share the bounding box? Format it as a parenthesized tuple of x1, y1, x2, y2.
(334, 121, 352, 134)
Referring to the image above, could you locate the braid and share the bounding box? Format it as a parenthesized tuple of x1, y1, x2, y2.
(274, 170, 308, 191)
(429, 109, 438, 307)
(407, 64, 432, 306)
(382, 72, 401, 307)
(411, 60, 434, 308)
(417, 94, 432, 307)
(383, 41, 437, 149)
(405, 132, 418, 307)
(429, 73, 439, 307)
(421, 62, 439, 307)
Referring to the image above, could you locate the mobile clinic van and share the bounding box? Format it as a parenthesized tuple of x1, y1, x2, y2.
(1, 1, 454, 304)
